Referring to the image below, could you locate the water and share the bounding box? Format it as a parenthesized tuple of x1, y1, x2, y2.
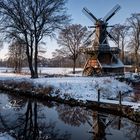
(133, 85, 140, 102)
(0, 92, 140, 140)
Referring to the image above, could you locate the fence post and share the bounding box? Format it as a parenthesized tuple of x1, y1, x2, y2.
(119, 91, 122, 106)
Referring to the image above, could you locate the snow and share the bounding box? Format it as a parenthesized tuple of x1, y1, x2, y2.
(100, 99, 140, 111)
(0, 72, 29, 78)
(31, 76, 140, 111)
(0, 67, 140, 111)
(18, 67, 82, 76)
(32, 77, 131, 100)
(0, 67, 83, 77)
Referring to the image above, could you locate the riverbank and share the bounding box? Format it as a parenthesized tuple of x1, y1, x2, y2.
(0, 73, 140, 122)
(0, 75, 132, 101)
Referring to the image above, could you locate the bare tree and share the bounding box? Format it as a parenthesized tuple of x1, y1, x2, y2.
(111, 24, 129, 63)
(7, 40, 26, 73)
(0, 0, 69, 78)
(57, 24, 88, 74)
(127, 13, 140, 73)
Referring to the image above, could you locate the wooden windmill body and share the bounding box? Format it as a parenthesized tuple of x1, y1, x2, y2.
(82, 5, 124, 76)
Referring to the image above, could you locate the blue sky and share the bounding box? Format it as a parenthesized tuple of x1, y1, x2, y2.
(0, 0, 140, 59)
(67, 0, 140, 25)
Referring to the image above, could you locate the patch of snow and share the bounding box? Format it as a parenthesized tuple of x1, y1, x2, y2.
(100, 99, 140, 111)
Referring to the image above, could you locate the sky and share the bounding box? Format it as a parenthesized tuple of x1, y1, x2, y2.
(0, 0, 140, 59)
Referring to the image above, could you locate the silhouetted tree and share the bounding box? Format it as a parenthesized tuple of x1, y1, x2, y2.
(127, 13, 140, 73)
(111, 24, 129, 63)
(57, 24, 88, 74)
(0, 0, 69, 78)
(7, 40, 26, 73)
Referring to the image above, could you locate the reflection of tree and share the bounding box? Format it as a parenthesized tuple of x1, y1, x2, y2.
(20, 100, 39, 140)
(56, 104, 91, 126)
(0, 100, 39, 139)
(0, 99, 71, 140)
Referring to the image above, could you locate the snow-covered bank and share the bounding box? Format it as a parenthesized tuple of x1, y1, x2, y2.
(0, 73, 132, 100)
(32, 77, 132, 100)
(32, 77, 140, 111)
(0, 71, 140, 111)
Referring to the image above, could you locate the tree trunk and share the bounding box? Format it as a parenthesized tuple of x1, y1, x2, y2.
(28, 58, 35, 78)
(135, 50, 139, 74)
(73, 59, 76, 74)
(121, 40, 124, 63)
(34, 40, 38, 78)
(25, 33, 36, 78)
(26, 45, 35, 78)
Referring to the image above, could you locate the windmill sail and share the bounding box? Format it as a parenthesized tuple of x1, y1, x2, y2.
(82, 7, 98, 23)
(103, 4, 121, 22)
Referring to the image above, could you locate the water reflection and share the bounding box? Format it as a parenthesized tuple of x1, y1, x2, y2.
(56, 104, 91, 126)
(0, 95, 71, 140)
(0, 92, 140, 140)
(132, 85, 140, 102)
(56, 104, 125, 140)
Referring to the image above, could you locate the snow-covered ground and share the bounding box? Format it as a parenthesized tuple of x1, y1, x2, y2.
(33, 77, 131, 100)
(0, 67, 83, 76)
(0, 67, 140, 112)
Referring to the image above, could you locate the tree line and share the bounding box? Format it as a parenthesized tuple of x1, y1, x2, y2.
(0, 0, 139, 77)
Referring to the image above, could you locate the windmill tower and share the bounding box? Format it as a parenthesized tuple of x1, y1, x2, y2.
(82, 4, 124, 76)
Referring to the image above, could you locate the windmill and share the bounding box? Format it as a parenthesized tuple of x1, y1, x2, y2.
(82, 4, 124, 76)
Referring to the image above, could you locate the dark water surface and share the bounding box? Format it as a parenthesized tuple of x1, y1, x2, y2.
(0, 92, 140, 140)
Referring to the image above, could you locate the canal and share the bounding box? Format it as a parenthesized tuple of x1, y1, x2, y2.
(0, 91, 140, 140)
